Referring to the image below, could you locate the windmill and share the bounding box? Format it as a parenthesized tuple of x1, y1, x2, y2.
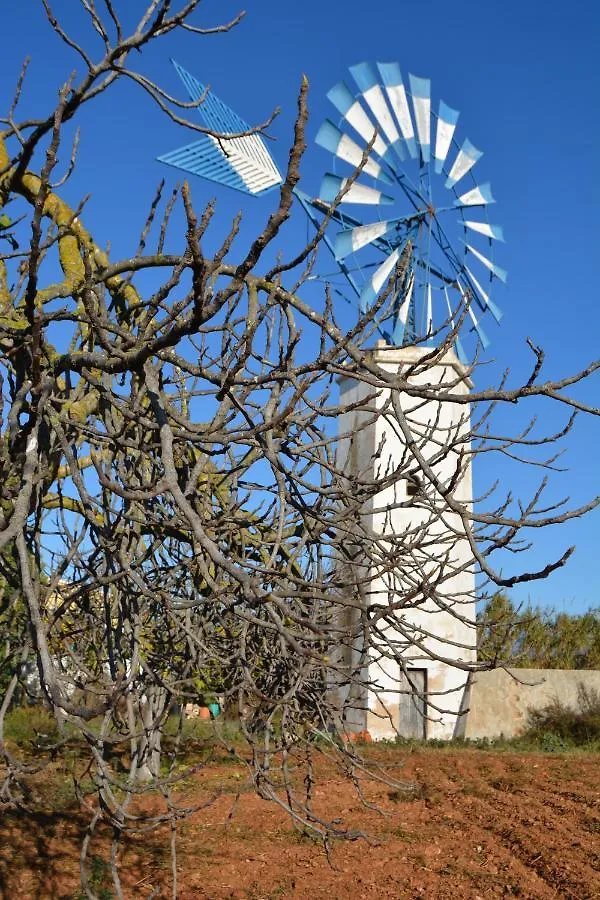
(158, 60, 506, 361)
(158, 62, 501, 739)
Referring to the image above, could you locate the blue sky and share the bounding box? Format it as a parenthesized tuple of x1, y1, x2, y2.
(2, 0, 599, 612)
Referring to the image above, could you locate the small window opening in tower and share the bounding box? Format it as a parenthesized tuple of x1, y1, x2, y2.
(406, 475, 421, 499)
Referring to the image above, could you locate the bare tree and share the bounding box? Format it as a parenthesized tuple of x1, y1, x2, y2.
(1, 2, 599, 895)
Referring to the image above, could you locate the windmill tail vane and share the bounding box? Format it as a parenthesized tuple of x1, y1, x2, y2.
(158, 60, 282, 197)
(157, 60, 506, 359)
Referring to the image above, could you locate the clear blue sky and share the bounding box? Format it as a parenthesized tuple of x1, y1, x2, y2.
(2, 1, 599, 612)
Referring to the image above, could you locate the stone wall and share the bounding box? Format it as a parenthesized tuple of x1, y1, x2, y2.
(463, 667, 600, 739)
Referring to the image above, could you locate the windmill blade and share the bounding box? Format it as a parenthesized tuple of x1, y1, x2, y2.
(335, 219, 401, 259)
(320, 174, 394, 206)
(443, 286, 468, 365)
(462, 220, 505, 241)
(349, 62, 404, 160)
(459, 282, 490, 348)
(464, 242, 508, 283)
(434, 101, 459, 174)
(454, 183, 495, 207)
(392, 269, 415, 345)
(408, 75, 431, 163)
(446, 138, 482, 188)
(377, 62, 418, 158)
(425, 282, 433, 336)
(464, 265, 503, 323)
(327, 82, 388, 158)
(359, 245, 402, 312)
(315, 120, 393, 184)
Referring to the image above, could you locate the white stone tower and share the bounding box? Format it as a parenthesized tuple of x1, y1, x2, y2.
(336, 342, 477, 741)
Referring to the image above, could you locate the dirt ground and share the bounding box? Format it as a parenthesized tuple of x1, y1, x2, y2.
(1, 748, 599, 899)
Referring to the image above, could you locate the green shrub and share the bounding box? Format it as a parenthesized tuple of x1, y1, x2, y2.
(4, 704, 60, 749)
(525, 683, 600, 748)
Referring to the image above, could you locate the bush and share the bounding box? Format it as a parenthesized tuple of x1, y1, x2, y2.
(525, 683, 600, 748)
(4, 704, 61, 749)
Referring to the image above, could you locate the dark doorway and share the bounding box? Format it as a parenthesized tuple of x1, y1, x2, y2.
(398, 669, 427, 739)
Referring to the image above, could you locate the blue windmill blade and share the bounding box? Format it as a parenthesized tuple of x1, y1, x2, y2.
(335, 219, 401, 260)
(462, 220, 505, 241)
(319, 173, 394, 206)
(462, 288, 490, 349)
(359, 246, 402, 313)
(392, 269, 415, 345)
(443, 286, 468, 365)
(377, 62, 418, 158)
(463, 242, 508, 283)
(158, 62, 282, 196)
(408, 75, 431, 163)
(464, 265, 503, 323)
(454, 182, 495, 207)
(349, 62, 405, 162)
(315, 120, 393, 185)
(434, 101, 459, 174)
(446, 138, 482, 189)
(327, 82, 388, 158)
(425, 282, 433, 337)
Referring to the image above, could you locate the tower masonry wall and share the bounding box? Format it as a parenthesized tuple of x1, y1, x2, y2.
(336, 343, 477, 740)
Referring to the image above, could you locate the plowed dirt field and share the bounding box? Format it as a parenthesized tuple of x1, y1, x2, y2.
(1, 749, 599, 899)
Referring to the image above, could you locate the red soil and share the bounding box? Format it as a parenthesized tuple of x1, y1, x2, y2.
(1, 749, 599, 899)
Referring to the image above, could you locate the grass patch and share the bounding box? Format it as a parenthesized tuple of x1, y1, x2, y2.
(387, 786, 423, 803)
(388, 824, 417, 842)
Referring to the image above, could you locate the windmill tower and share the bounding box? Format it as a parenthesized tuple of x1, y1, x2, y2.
(158, 60, 506, 740)
(335, 343, 477, 740)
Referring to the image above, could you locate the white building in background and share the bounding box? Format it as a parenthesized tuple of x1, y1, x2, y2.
(336, 342, 477, 740)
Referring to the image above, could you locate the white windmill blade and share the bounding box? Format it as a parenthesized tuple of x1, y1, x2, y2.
(454, 182, 495, 207)
(464, 242, 508, 283)
(426, 282, 433, 336)
(359, 245, 402, 312)
(462, 220, 505, 241)
(327, 81, 388, 158)
(434, 101, 459, 174)
(377, 62, 418, 158)
(315, 120, 393, 185)
(464, 265, 503, 323)
(335, 219, 401, 260)
(319, 173, 395, 206)
(458, 281, 490, 348)
(349, 62, 404, 160)
(446, 138, 482, 188)
(443, 286, 468, 365)
(408, 75, 431, 163)
(392, 269, 415, 345)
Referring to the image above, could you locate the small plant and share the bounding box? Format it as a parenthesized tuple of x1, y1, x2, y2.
(73, 855, 114, 900)
(387, 785, 423, 803)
